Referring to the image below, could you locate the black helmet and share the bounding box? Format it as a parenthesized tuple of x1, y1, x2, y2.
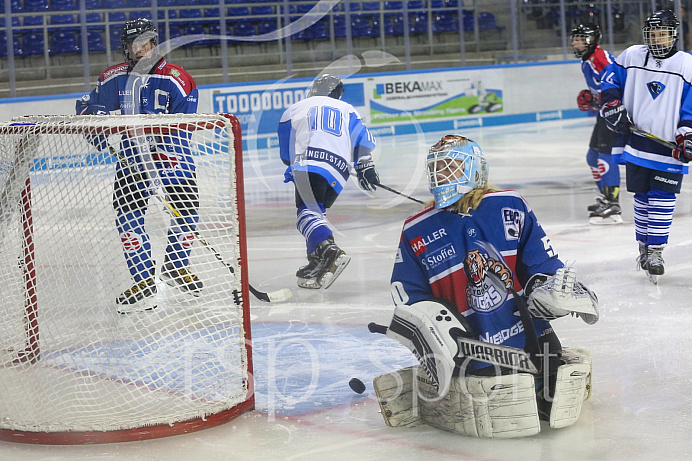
(308, 74, 344, 99)
(570, 23, 601, 59)
(121, 18, 158, 66)
(643, 9, 679, 58)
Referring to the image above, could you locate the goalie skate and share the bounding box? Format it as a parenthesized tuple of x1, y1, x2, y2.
(116, 278, 157, 314)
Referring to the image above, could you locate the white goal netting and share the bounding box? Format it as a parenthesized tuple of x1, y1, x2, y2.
(0, 114, 253, 443)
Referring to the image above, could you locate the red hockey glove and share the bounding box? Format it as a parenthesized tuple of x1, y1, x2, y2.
(673, 133, 692, 163)
(576, 89, 598, 111)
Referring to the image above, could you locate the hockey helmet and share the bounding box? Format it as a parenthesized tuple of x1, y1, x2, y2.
(426, 135, 488, 209)
(308, 74, 345, 99)
(570, 23, 601, 59)
(121, 18, 158, 66)
(642, 9, 679, 58)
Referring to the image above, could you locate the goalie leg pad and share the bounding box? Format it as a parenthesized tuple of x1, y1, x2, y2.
(420, 370, 541, 438)
(372, 366, 423, 428)
(560, 347, 592, 400)
(548, 350, 592, 428)
(386, 300, 473, 397)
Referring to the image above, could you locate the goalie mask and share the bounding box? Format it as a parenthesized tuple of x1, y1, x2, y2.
(570, 23, 601, 59)
(308, 74, 344, 99)
(642, 9, 679, 59)
(121, 18, 159, 68)
(427, 135, 488, 209)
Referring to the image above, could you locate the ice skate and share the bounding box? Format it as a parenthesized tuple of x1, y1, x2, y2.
(314, 238, 351, 289)
(587, 194, 606, 213)
(296, 238, 351, 290)
(636, 242, 648, 271)
(161, 261, 203, 296)
(296, 253, 321, 289)
(646, 244, 665, 285)
(636, 243, 664, 285)
(589, 200, 623, 225)
(116, 278, 157, 314)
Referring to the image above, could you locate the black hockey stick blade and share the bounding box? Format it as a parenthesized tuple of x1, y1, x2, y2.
(629, 126, 676, 150)
(377, 183, 425, 204)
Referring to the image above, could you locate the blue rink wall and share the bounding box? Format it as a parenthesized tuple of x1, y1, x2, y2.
(0, 60, 592, 151)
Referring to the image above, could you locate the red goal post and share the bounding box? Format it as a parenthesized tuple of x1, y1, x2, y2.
(0, 113, 254, 444)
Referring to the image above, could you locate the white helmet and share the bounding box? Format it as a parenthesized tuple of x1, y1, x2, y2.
(427, 135, 488, 209)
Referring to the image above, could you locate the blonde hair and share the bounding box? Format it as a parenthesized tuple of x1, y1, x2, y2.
(426, 185, 501, 214)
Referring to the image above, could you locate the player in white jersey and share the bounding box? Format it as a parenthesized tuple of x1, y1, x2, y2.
(600, 9, 692, 283)
(278, 74, 378, 289)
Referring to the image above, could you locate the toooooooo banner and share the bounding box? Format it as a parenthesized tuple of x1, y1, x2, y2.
(209, 81, 366, 137)
(365, 72, 504, 124)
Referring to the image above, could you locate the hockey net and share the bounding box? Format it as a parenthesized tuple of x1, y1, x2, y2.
(0, 113, 253, 444)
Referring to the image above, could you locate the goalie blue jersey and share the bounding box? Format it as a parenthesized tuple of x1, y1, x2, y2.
(601, 45, 692, 174)
(278, 95, 376, 193)
(76, 57, 199, 185)
(390, 191, 563, 371)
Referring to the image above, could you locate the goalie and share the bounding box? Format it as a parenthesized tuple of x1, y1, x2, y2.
(376, 135, 598, 438)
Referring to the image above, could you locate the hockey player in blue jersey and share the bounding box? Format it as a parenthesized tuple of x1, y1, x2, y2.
(375, 135, 598, 437)
(600, 9, 692, 284)
(571, 23, 622, 224)
(75, 18, 202, 313)
(278, 74, 378, 289)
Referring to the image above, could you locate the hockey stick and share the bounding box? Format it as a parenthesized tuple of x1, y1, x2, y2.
(348, 170, 425, 204)
(376, 183, 425, 205)
(108, 146, 292, 303)
(629, 126, 676, 150)
(367, 322, 538, 374)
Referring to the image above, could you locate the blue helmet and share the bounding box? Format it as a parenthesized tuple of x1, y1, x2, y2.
(427, 135, 488, 209)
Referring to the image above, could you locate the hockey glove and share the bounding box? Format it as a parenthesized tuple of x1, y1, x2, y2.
(76, 99, 108, 116)
(673, 133, 692, 163)
(576, 89, 598, 112)
(356, 159, 380, 192)
(600, 99, 631, 134)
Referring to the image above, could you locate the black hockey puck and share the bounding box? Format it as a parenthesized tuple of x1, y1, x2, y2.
(349, 378, 366, 394)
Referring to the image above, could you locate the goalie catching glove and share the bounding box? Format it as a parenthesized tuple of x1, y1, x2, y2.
(521, 267, 599, 325)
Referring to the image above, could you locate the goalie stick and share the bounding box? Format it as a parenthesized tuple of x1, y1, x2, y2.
(108, 146, 292, 303)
